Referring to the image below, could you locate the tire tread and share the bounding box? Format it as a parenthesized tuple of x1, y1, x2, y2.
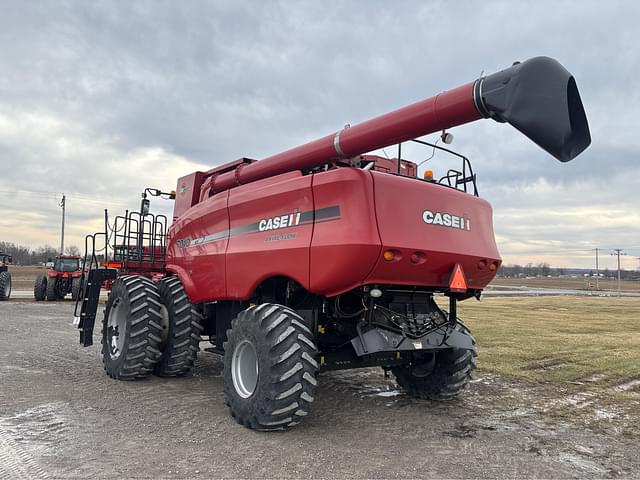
(154, 276, 203, 377)
(101, 275, 163, 380)
(224, 303, 319, 431)
(392, 321, 477, 401)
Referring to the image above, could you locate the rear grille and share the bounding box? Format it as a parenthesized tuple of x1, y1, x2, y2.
(372, 305, 446, 339)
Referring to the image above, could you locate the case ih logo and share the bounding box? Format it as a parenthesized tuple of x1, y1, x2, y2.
(422, 210, 471, 231)
(258, 211, 301, 232)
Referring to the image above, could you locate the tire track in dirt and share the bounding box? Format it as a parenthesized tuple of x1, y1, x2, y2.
(0, 424, 48, 479)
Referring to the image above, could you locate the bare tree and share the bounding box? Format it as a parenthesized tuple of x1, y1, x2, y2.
(64, 245, 81, 256)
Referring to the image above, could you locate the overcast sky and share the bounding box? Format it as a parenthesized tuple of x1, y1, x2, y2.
(0, 1, 638, 270)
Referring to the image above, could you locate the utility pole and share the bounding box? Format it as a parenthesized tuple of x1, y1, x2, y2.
(610, 249, 626, 294)
(59, 194, 66, 254)
(592, 248, 600, 290)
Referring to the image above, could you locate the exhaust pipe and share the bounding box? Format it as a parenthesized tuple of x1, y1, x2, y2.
(473, 56, 590, 162)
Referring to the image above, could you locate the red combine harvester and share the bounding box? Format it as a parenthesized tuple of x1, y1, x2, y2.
(75, 57, 590, 430)
(35, 255, 83, 301)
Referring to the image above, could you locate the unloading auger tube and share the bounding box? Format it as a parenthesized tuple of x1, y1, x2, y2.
(207, 56, 590, 194)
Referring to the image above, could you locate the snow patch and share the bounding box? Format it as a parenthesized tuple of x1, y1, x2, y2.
(559, 392, 595, 408)
(614, 379, 640, 392)
(594, 408, 618, 420)
(376, 390, 402, 398)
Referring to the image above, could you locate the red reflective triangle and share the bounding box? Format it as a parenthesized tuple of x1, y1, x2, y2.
(449, 263, 467, 292)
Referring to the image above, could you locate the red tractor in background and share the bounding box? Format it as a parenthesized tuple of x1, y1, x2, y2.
(75, 57, 591, 431)
(0, 252, 12, 301)
(35, 255, 83, 301)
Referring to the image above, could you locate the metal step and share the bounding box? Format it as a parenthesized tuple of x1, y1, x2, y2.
(74, 268, 117, 347)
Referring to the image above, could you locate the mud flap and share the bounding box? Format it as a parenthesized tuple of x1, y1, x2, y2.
(350, 325, 473, 357)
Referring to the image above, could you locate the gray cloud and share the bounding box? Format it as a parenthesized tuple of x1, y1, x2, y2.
(1, 0, 639, 267)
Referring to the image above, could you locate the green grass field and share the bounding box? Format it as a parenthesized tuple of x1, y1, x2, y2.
(457, 296, 640, 428)
(461, 296, 640, 384)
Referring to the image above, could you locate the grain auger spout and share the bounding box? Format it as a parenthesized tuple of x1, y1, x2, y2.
(473, 56, 591, 162)
(205, 56, 590, 194)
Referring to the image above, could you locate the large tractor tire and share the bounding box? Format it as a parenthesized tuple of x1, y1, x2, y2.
(224, 303, 319, 431)
(392, 322, 477, 401)
(34, 274, 47, 301)
(46, 277, 58, 301)
(102, 275, 163, 380)
(0, 271, 11, 301)
(154, 276, 204, 377)
(71, 277, 81, 301)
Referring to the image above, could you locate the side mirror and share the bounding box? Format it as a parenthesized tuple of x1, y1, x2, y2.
(141, 198, 150, 216)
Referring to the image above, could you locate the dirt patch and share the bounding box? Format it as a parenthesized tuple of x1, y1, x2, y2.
(525, 358, 567, 372)
(5, 265, 45, 291)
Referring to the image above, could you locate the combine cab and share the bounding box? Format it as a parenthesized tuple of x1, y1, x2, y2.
(34, 255, 82, 301)
(0, 253, 12, 301)
(75, 57, 591, 431)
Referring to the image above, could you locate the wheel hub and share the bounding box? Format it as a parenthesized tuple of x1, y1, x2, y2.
(107, 298, 127, 359)
(231, 340, 259, 398)
(158, 304, 170, 350)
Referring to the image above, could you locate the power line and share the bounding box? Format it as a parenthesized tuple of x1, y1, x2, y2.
(0, 188, 57, 199)
(0, 187, 128, 207)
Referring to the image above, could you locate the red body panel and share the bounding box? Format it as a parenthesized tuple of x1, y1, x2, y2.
(173, 171, 207, 221)
(166, 191, 229, 302)
(309, 169, 380, 296)
(361, 155, 417, 177)
(166, 168, 500, 302)
(226, 172, 313, 299)
(364, 172, 500, 289)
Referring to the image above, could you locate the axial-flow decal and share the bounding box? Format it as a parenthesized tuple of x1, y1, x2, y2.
(176, 206, 340, 248)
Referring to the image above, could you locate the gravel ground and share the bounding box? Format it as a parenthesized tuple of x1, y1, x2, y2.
(0, 301, 638, 479)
